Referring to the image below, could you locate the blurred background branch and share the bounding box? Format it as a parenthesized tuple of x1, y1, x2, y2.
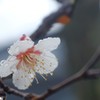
(30, 0, 78, 40)
(0, 0, 99, 100)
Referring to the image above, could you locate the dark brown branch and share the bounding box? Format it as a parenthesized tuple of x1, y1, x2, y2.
(0, 89, 5, 95)
(30, 0, 78, 40)
(0, 1, 100, 100)
(38, 71, 82, 100)
(0, 78, 39, 99)
(1, 68, 100, 100)
(0, 47, 100, 100)
(38, 71, 100, 100)
(0, 89, 6, 100)
(37, 48, 100, 99)
(86, 69, 100, 78)
(0, 78, 27, 98)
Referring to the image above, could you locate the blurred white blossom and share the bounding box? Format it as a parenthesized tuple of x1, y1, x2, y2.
(0, 35, 60, 90)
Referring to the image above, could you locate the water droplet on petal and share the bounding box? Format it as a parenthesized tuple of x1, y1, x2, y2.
(0, 60, 5, 65)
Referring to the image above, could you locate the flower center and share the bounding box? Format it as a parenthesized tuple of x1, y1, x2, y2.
(16, 46, 41, 69)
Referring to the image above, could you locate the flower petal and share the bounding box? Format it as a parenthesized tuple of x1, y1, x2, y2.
(34, 51, 58, 74)
(13, 68, 35, 90)
(8, 38, 34, 56)
(0, 56, 18, 77)
(35, 37, 61, 51)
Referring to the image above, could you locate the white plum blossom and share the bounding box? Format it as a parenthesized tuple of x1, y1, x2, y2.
(0, 35, 61, 90)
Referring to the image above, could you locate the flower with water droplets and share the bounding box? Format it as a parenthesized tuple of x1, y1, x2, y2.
(0, 34, 61, 90)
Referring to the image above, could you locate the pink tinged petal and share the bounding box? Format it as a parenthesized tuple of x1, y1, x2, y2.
(0, 56, 18, 77)
(35, 37, 61, 52)
(20, 34, 32, 41)
(20, 34, 26, 41)
(8, 39, 34, 56)
(33, 50, 41, 55)
(13, 69, 35, 90)
(34, 51, 58, 74)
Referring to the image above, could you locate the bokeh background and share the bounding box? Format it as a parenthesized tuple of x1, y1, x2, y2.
(0, 0, 99, 100)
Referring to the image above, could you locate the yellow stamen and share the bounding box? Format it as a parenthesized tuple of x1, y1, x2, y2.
(24, 55, 36, 68)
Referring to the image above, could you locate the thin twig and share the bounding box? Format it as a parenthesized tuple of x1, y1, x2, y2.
(0, 47, 100, 100)
(37, 48, 100, 99)
(0, 78, 27, 98)
(86, 69, 100, 78)
(38, 69, 100, 100)
(0, 1, 100, 100)
(0, 78, 39, 99)
(0, 89, 6, 100)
